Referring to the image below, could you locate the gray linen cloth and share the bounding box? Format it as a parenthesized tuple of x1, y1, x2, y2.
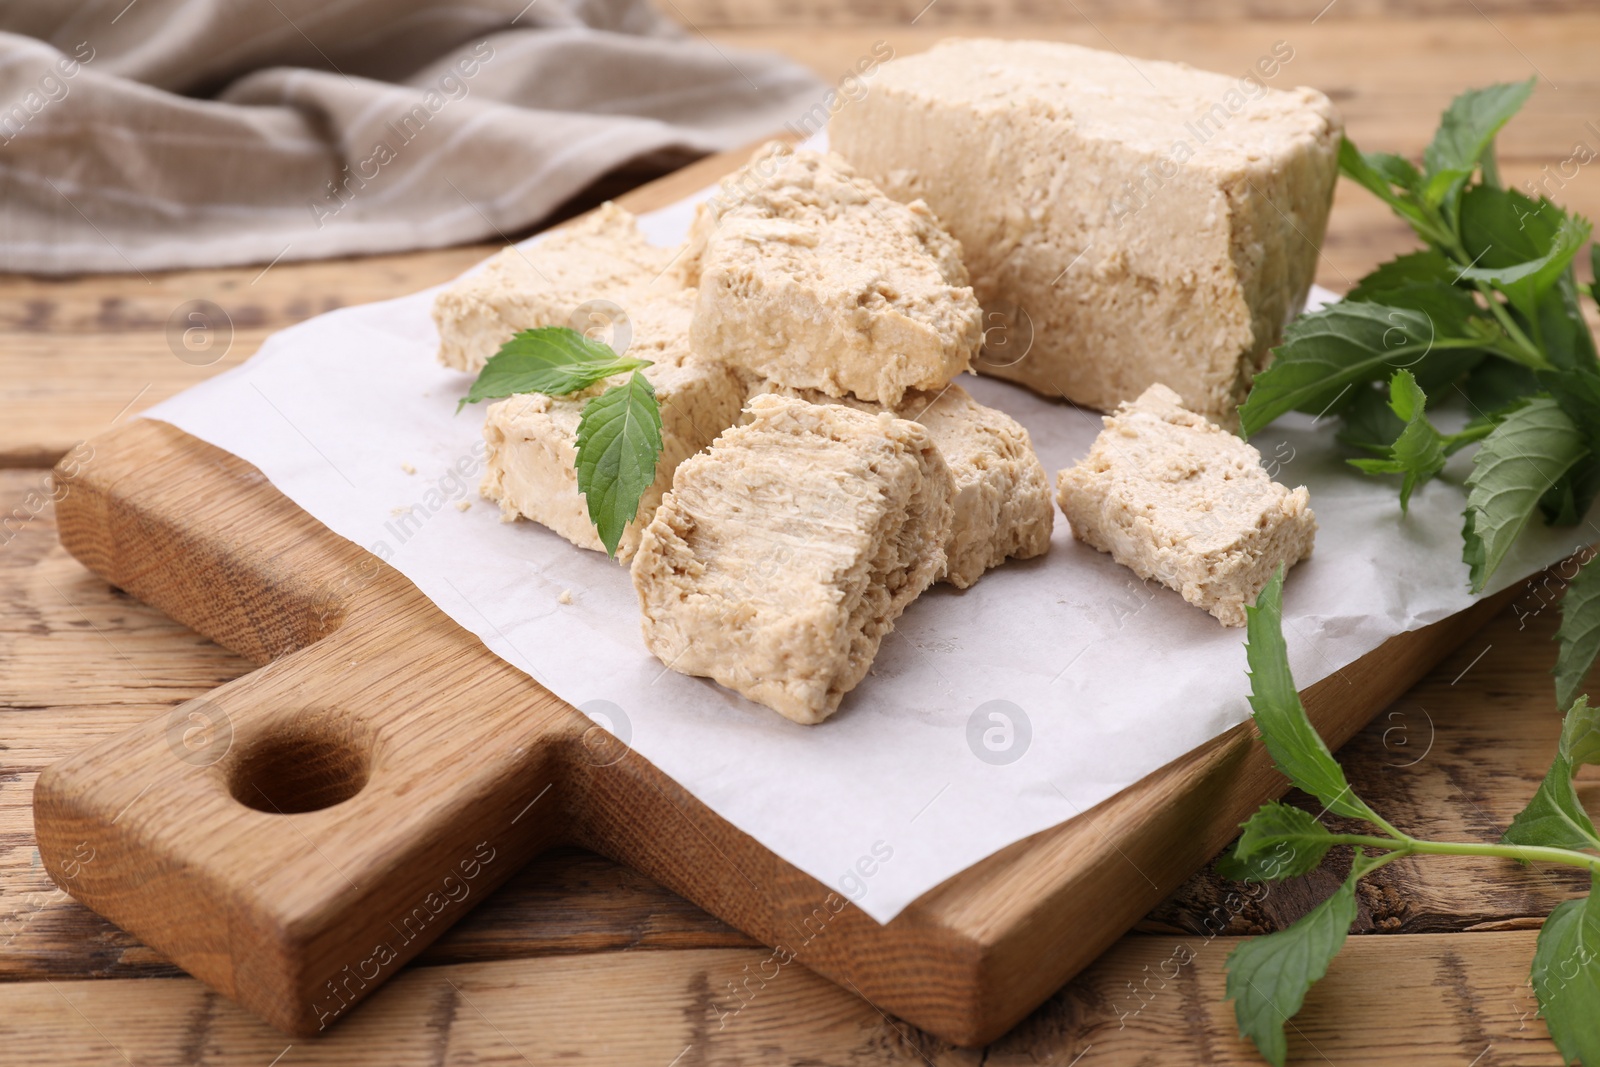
(0, 0, 823, 273)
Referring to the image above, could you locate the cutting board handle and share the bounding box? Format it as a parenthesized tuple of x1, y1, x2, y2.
(33, 604, 591, 1036)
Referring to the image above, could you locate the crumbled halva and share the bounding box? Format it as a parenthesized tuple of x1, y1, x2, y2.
(631, 394, 955, 724)
(480, 288, 745, 561)
(678, 142, 983, 407)
(1055, 384, 1316, 626)
(742, 377, 1053, 588)
(434, 202, 673, 372)
(831, 39, 1342, 421)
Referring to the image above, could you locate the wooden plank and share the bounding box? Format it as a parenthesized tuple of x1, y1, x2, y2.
(4, 18, 1600, 464)
(0, 949, 953, 1067)
(0, 932, 1568, 1065)
(1003, 930, 1561, 1065)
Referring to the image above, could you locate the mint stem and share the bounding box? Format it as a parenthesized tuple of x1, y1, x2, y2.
(1324, 832, 1600, 873)
(1430, 227, 1552, 369)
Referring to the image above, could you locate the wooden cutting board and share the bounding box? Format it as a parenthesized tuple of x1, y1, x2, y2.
(32, 144, 1514, 1048)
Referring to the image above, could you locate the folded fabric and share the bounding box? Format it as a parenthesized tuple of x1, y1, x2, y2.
(0, 0, 823, 273)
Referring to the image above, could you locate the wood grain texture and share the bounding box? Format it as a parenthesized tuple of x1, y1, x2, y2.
(0, 932, 1570, 1066)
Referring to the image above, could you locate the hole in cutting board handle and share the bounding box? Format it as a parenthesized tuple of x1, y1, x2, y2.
(228, 727, 370, 814)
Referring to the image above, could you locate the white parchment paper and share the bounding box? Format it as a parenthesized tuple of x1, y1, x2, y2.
(143, 168, 1600, 924)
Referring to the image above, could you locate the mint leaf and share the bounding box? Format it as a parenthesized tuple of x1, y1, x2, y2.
(1502, 752, 1600, 852)
(1239, 303, 1481, 437)
(1338, 138, 1439, 240)
(1503, 696, 1600, 852)
(1461, 214, 1592, 320)
(1461, 185, 1569, 268)
(1366, 152, 1421, 192)
(459, 326, 667, 556)
(1347, 371, 1449, 511)
(1530, 873, 1600, 1066)
(1419, 166, 1473, 212)
(1534, 277, 1600, 453)
(1457, 185, 1592, 332)
(1347, 371, 1495, 508)
(1498, 698, 1600, 1062)
(1338, 137, 1407, 204)
(575, 370, 664, 558)
(1422, 78, 1535, 181)
(1462, 398, 1588, 591)
(1337, 385, 1407, 456)
(1561, 695, 1600, 766)
(1226, 850, 1381, 1067)
(1383, 368, 1430, 423)
(1217, 801, 1337, 883)
(1348, 249, 1452, 297)
(1557, 561, 1600, 711)
(459, 326, 652, 411)
(1246, 569, 1381, 824)
(1465, 357, 1541, 414)
(1345, 251, 1488, 392)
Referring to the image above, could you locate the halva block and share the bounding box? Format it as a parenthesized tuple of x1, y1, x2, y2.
(831, 38, 1341, 421)
(743, 377, 1053, 588)
(1055, 384, 1316, 626)
(435, 202, 673, 372)
(631, 393, 955, 724)
(679, 143, 983, 407)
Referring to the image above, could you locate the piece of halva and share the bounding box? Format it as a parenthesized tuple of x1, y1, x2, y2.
(831, 38, 1342, 421)
(480, 288, 745, 561)
(678, 142, 983, 407)
(435, 202, 672, 372)
(1055, 384, 1316, 627)
(742, 377, 1053, 588)
(631, 393, 955, 724)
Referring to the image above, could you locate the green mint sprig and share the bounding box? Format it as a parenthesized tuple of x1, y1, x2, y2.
(457, 327, 653, 412)
(1461, 397, 1589, 589)
(1239, 77, 1600, 709)
(460, 326, 663, 557)
(1221, 568, 1600, 1066)
(1344, 369, 1495, 511)
(573, 369, 663, 558)
(1557, 558, 1600, 711)
(1238, 80, 1600, 602)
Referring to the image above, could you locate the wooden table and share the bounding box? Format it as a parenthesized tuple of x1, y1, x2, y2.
(5, 5, 1600, 1064)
